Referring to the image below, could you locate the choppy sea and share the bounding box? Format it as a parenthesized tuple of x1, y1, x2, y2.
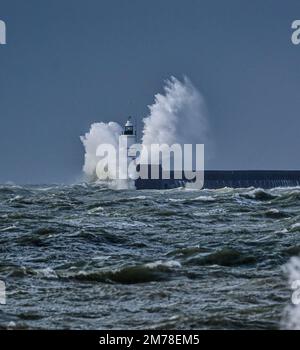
(1, 184, 300, 329)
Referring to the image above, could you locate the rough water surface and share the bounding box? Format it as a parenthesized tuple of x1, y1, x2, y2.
(0, 184, 299, 329)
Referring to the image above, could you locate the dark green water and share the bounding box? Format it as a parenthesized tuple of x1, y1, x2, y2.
(0, 184, 299, 329)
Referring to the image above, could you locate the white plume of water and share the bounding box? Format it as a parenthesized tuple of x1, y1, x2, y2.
(80, 122, 135, 189)
(80, 122, 121, 179)
(142, 76, 209, 148)
(281, 257, 300, 330)
(80, 76, 209, 187)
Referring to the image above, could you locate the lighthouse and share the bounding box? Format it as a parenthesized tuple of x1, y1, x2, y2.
(120, 117, 137, 162)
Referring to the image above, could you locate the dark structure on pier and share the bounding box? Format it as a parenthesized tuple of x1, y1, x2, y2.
(135, 169, 300, 190)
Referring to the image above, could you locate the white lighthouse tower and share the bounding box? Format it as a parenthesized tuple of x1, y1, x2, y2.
(118, 117, 138, 180)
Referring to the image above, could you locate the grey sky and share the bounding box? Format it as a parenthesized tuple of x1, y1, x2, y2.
(0, 0, 300, 183)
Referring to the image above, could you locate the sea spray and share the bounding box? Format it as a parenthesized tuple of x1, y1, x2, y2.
(80, 122, 135, 189)
(281, 257, 300, 330)
(80, 122, 122, 181)
(141, 76, 209, 166)
(80, 76, 209, 186)
(3, 184, 300, 329)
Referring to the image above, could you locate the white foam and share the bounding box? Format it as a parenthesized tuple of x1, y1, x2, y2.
(80, 76, 210, 189)
(290, 223, 300, 232)
(80, 121, 136, 190)
(145, 260, 182, 269)
(192, 195, 215, 202)
(0, 225, 17, 232)
(80, 121, 122, 181)
(281, 257, 300, 330)
(142, 76, 209, 154)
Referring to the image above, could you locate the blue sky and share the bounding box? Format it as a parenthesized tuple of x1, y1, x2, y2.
(0, 0, 300, 183)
